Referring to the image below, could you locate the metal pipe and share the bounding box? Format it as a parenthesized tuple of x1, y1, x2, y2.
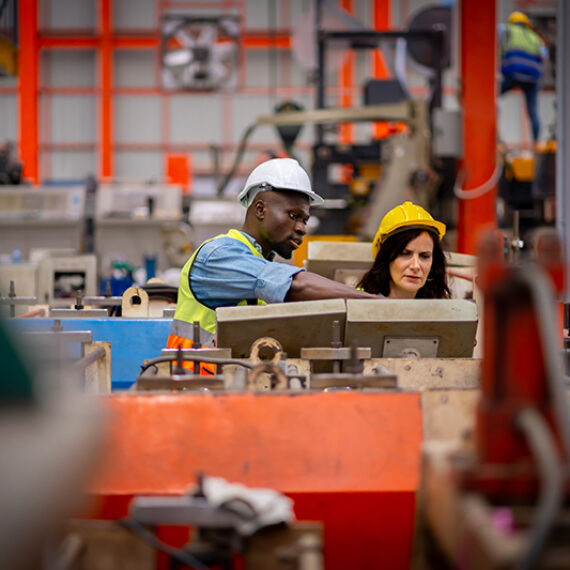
(16, 307, 47, 318)
(69, 346, 106, 374)
(315, 0, 325, 145)
(82, 295, 122, 306)
(556, 0, 570, 302)
(515, 407, 564, 570)
(519, 267, 570, 460)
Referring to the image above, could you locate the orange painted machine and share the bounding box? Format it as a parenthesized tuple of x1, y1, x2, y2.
(86, 391, 422, 569)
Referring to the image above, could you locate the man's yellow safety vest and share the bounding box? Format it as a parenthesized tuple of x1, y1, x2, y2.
(166, 229, 265, 373)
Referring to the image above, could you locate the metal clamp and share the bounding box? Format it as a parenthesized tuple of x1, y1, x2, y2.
(247, 362, 288, 391)
(249, 337, 284, 365)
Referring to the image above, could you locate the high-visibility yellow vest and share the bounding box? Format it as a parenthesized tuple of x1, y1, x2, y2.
(501, 23, 545, 81)
(168, 229, 266, 345)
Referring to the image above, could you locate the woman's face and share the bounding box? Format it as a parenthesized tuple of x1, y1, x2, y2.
(388, 231, 434, 298)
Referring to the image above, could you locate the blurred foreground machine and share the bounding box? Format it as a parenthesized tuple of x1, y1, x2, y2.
(417, 230, 570, 569)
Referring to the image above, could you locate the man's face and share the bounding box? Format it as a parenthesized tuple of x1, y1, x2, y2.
(256, 190, 310, 259)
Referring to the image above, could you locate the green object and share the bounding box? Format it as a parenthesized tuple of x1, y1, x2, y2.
(0, 318, 36, 404)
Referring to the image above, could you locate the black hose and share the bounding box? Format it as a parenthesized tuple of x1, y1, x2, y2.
(140, 355, 253, 374)
(216, 122, 259, 196)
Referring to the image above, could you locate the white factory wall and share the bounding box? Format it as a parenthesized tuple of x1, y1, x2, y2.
(0, 0, 558, 186)
(0, 76, 18, 142)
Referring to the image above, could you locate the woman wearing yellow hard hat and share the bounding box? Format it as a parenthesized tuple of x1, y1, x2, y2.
(357, 201, 450, 299)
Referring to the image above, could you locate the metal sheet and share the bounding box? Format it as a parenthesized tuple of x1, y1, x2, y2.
(363, 357, 480, 390)
(305, 241, 372, 280)
(216, 299, 347, 358)
(345, 299, 478, 358)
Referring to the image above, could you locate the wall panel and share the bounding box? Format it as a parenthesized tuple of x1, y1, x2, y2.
(50, 96, 97, 144)
(114, 95, 161, 143)
(44, 0, 96, 29)
(50, 151, 97, 179)
(0, 94, 18, 141)
(114, 150, 162, 179)
(113, 50, 155, 88)
(42, 50, 96, 87)
(170, 95, 223, 144)
(113, 0, 155, 29)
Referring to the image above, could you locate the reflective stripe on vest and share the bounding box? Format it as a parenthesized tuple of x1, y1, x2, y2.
(169, 318, 215, 347)
(501, 24, 544, 81)
(169, 229, 266, 342)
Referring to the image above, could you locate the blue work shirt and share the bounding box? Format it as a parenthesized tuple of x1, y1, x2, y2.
(190, 230, 304, 309)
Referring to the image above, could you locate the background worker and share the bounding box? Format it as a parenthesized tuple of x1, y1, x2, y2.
(167, 158, 380, 371)
(499, 11, 548, 142)
(357, 201, 450, 299)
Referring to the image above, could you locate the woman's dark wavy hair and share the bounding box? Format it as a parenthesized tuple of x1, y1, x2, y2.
(357, 227, 450, 299)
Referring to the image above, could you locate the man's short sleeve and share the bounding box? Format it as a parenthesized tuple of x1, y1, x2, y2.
(190, 237, 303, 308)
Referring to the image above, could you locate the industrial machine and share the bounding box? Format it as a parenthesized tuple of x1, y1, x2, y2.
(310, 3, 454, 236)
(214, 4, 459, 239)
(94, 182, 186, 274)
(0, 185, 86, 260)
(417, 230, 570, 569)
(497, 141, 557, 254)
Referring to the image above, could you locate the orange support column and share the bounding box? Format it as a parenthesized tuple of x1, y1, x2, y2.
(372, 0, 391, 139)
(338, 0, 354, 145)
(456, 0, 497, 254)
(99, 0, 113, 179)
(18, 0, 39, 184)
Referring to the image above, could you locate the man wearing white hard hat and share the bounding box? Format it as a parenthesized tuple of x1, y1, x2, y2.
(167, 158, 378, 373)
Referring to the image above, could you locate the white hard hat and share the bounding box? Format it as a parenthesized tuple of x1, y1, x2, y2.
(237, 158, 324, 207)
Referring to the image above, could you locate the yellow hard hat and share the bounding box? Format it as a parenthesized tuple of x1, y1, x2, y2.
(508, 11, 531, 28)
(372, 201, 446, 258)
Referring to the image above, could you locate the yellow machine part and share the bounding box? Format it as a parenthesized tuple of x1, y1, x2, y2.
(349, 163, 382, 198)
(505, 155, 534, 182)
(292, 235, 358, 268)
(0, 36, 18, 76)
(536, 140, 556, 154)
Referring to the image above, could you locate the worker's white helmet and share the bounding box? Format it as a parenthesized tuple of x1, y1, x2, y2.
(238, 158, 324, 208)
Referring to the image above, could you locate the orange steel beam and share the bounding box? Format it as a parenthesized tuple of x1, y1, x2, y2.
(38, 33, 291, 50)
(372, 0, 391, 139)
(39, 36, 100, 49)
(456, 0, 497, 253)
(19, 0, 39, 184)
(243, 32, 291, 49)
(338, 0, 354, 144)
(100, 0, 113, 179)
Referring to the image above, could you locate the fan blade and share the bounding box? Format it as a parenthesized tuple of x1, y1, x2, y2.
(208, 59, 229, 83)
(219, 17, 238, 38)
(175, 28, 197, 48)
(164, 49, 193, 67)
(197, 24, 216, 46)
(211, 42, 235, 61)
(183, 62, 202, 85)
(162, 19, 180, 37)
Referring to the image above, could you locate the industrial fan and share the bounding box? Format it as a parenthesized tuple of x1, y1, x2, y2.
(161, 15, 239, 91)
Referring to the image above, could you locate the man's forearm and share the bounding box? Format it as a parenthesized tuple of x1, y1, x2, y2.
(285, 270, 379, 301)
